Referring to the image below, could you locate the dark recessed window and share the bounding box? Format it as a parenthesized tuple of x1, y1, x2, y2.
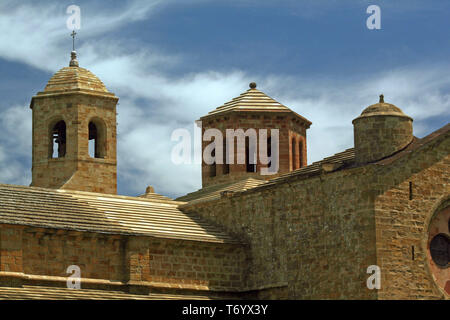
(245, 136, 256, 173)
(292, 138, 297, 170)
(430, 233, 449, 268)
(51, 120, 66, 158)
(88, 120, 107, 158)
(299, 140, 303, 168)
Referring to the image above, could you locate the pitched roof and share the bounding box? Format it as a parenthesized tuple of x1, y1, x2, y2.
(0, 184, 240, 244)
(202, 87, 311, 125)
(0, 285, 216, 300)
(176, 178, 267, 204)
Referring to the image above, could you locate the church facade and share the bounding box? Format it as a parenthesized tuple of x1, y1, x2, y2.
(0, 52, 448, 299)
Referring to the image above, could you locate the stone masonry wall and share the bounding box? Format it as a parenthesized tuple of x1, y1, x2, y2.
(0, 225, 248, 293)
(354, 115, 413, 164)
(182, 130, 450, 299)
(373, 134, 449, 299)
(182, 165, 379, 299)
(31, 93, 118, 194)
(201, 112, 307, 187)
(127, 237, 248, 291)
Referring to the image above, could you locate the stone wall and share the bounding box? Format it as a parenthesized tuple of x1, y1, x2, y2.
(182, 165, 379, 299)
(182, 129, 449, 299)
(127, 237, 248, 291)
(373, 134, 450, 299)
(31, 92, 118, 194)
(0, 224, 248, 294)
(353, 115, 413, 164)
(201, 112, 308, 187)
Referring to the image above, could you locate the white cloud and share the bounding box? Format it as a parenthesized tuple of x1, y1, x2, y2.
(0, 0, 162, 71)
(0, 105, 32, 186)
(261, 66, 450, 162)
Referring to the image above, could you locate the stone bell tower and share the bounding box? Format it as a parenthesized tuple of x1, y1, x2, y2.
(30, 51, 119, 194)
(199, 82, 311, 188)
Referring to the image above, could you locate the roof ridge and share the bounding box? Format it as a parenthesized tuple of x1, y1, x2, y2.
(176, 177, 267, 204)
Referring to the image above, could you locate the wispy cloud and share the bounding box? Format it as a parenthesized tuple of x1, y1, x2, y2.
(0, 104, 32, 186)
(0, 0, 161, 70)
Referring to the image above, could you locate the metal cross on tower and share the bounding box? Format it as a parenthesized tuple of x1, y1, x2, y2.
(71, 30, 77, 51)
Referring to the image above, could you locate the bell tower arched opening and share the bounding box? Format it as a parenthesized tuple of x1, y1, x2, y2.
(88, 119, 107, 159)
(50, 120, 66, 159)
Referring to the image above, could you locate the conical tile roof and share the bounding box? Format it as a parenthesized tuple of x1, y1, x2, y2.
(207, 87, 291, 116)
(203, 84, 311, 125)
(43, 66, 109, 94)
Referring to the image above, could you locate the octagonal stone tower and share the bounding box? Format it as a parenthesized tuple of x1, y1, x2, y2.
(30, 51, 119, 194)
(353, 95, 413, 164)
(200, 83, 311, 188)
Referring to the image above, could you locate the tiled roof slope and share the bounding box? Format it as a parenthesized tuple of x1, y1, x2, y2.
(0, 286, 217, 300)
(176, 178, 267, 204)
(138, 192, 176, 203)
(264, 148, 356, 186)
(0, 184, 240, 244)
(203, 87, 311, 124)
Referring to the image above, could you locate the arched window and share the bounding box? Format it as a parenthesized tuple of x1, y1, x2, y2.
(51, 120, 66, 158)
(291, 137, 297, 170)
(299, 140, 303, 168)
(88, 119, 106, 158)
(267, 136, 272, 170)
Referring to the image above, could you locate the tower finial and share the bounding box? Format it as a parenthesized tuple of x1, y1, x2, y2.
(249, 82, 257, 89)
(69, 51, 79, 67)
(379, 94, 384, 103)
(69, 30, 79, 67)
(71, 30, 77, 51)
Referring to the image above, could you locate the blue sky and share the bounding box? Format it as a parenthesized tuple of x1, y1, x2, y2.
(0, 0, 449, 198)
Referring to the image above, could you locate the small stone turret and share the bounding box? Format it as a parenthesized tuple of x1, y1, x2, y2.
(353, 95, 413, 164)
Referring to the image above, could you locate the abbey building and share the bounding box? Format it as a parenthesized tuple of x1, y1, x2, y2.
(0, 51, 448, 299)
